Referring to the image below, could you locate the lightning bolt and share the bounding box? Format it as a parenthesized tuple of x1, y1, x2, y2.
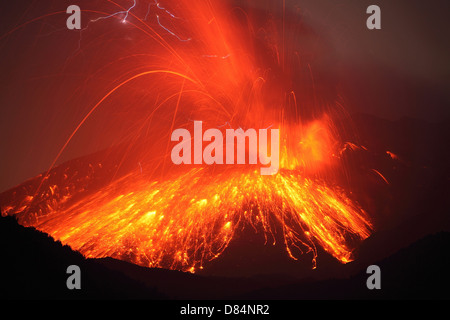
(89, 0, 137, 24)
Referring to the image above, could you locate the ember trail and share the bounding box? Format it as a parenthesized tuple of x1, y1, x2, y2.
(1, 0, 375, 273)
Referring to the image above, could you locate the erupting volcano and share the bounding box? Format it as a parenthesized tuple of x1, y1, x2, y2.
(1, 0, 379, 274)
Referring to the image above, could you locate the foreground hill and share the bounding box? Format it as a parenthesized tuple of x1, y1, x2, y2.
(1, 214, 449, 299)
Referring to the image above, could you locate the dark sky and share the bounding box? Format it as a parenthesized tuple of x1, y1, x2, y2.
(292, 0, 450, 122)
(0, 0, 449, 192)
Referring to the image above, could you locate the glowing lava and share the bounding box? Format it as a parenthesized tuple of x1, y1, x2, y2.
(4, 165, 371, 272)
(1, 0, 375, 273)
(2, 118, 372, 272)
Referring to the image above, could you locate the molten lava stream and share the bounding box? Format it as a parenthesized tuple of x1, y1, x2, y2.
(20, 164, 371, 273)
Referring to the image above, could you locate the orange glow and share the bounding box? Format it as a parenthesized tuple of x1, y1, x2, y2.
(7, 165, 371, 272)
(1, 0, 376, 273)
(280, 116, 338, 173)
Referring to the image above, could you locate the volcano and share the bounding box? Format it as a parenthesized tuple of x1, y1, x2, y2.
(2, 112, 449, 280)
(1, 0, 449, 300)
(1, 113, 449, 300)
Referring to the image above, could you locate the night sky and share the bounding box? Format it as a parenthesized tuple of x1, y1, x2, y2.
(0, 0, 449, 192)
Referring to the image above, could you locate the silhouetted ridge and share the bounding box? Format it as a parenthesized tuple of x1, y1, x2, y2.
(238, 231, 450, 299)
(0, 215, 164, 299)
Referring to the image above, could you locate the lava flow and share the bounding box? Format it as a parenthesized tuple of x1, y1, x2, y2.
(2, 162, 372, 272)
(1, 0, 375, 273)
